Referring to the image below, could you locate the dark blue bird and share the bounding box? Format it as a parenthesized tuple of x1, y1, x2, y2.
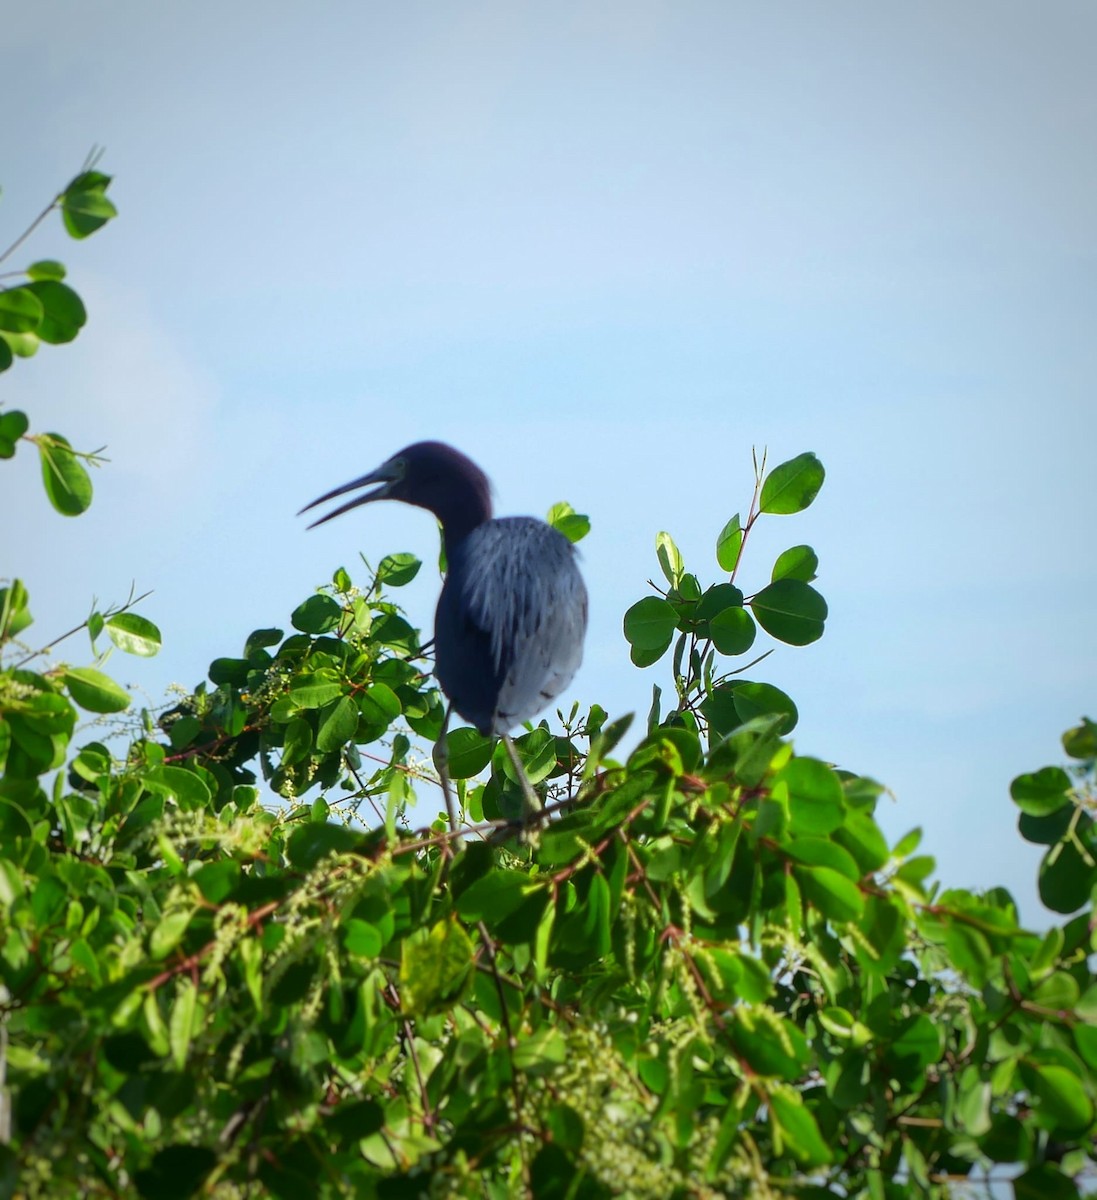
(300, 441, 588, 830)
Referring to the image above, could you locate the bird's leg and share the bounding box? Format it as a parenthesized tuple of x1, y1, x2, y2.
(433, 704, 460, 834)
(502, 733, 542, 823)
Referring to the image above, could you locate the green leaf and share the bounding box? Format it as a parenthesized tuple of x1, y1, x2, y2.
(22, 281, 86, 343)
(1018, 807, 1073, 846)
(715, 513, 743, 572)
(445, 726, 494, 779)
(512, 1026, 568, 1073)
(150, 908, 194, 959)
(731, 680, 798, 734)
(499, 728, 558, 787)
(456, 870, 533, 922)
(38, 433, 93, 515)
(889, 1013, 943, 1072)
(768, 1086, 832, 1166)
(245, 627, 283, 654)
(26, 259, 66, 281)
(797, 865, 865, 922)
(834, 809, 890, 873)
(656, 531, 684, 587)
(709, 606, 757, 656)
(695, 582, 744, 620)
(955, 1070, 992, 1136)
(316, 695, 358, 752)
(281, 717, 313, 765)
(760, 452, 825, 514)
(750, 579, 827, 645)
(629, 641, 669, 668)
(786, 838, 861, 880)
(286, 822, 361, 869)
(730, 1009, 810, 1079)
(326, 1098, 384, 1141)
(61, 170, 117, 239)
(779, 757, 844, 835)
(546, 501, 591, 543)
(1021, 1061, 1095, 1135)
(623, 596, 678, 652)
(134, 1145, 217, 1200)
(144, 766, 212, 810)
(343, 919, 383, 959)
(1010, 766, 1072, 817)
(1031, 971, 1080, 1010)
(105, 612, 162, 657)
(359, 682, 401, 725)
(62, 667, 131, 713)
(399, 919, 474, 1016)
(0, 411, 29, 460)
(376, 552, 421, 587)
(0, 580, 33, 639)
(1062, 718, 1097, 761)
(0, 287, 44, 333)
(1012, 1164, 1081, 1200)
(192, 861, 240, 904)
(288, 674, 344, 709)
(1039, 839, 1094, 915)
(291, 594, 342, 634)
(71, 741, 111, 783)
(771, 544, 819, 583)
(208, 657, 249, 686)
(0, 329, 39, 359)
(169, 980, 198, 1071)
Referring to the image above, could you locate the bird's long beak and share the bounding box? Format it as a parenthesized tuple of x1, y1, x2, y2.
(298, 458, 401, 529)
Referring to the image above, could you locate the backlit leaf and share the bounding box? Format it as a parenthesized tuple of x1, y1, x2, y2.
(716, 512, 743, 572)
(400, 919, 474, 1016)
(1010, 766, 1072, 817)
(169, 980, 198, 1071)
(656, 531, 684, 587)
(445, 726, 494, 779)
(22, 281, 86, 343)
(623, 596, 677, 651)
(797, 865, 865, 922)
(780, 757, 844, 835)
(38, 433, 93, 515)
(546, 501, 591, 543)
(771, 544, 819, 582)
(376, 552, 421, 587)
(106, 612, 162, 657)
(62, 667, 130, 713)
(709, 606, 756, 656)
(26, 259, 66, 281)
(0, 287, 44, 333)
(760, 452, 825, 514)
(768, 1086, 832, 1166)
(750, 579, 827, 645)
(731, 680, 798, 734)
(61, 170, 117, 238)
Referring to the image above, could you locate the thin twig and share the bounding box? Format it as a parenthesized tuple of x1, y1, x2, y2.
(11, 589, 154, 669)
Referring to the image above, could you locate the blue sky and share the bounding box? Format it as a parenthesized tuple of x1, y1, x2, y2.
(3, 1, 1095, 922)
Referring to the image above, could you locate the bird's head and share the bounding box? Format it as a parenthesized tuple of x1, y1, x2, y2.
(300, 441, 493, 540)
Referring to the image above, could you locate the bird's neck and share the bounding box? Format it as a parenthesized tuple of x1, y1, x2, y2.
(439, 509, 488, 556)
(429, 489, 492, 552)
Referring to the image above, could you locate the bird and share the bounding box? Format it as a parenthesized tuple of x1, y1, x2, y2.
(299, 441, 588, 833)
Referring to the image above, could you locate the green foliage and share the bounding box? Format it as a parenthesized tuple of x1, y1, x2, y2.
(3, 168, 1096, 1199)
(0, 154, 115, 514)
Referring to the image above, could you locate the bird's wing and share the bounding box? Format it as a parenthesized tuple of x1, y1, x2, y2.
(459, 518, 588, 735)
